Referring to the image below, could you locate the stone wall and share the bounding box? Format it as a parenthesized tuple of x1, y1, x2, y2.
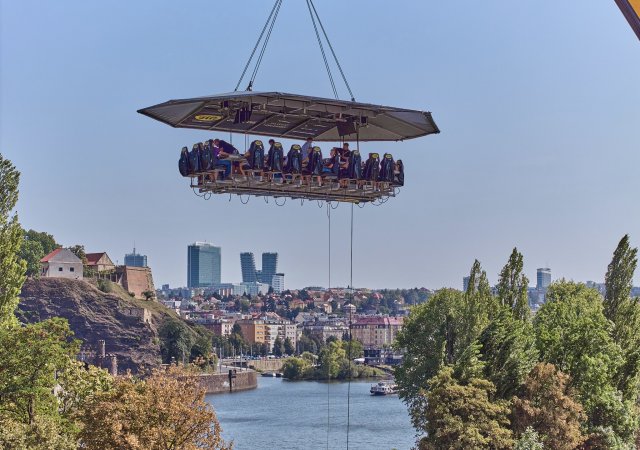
(231, 359, 285, 372)
(117, 266, 154, 299)
(195, 370, 257, 394)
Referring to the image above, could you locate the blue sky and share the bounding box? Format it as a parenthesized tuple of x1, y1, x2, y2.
(2, 1, 639, 289)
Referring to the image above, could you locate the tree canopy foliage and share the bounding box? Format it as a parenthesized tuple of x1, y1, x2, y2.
(396, 240, 640, 449)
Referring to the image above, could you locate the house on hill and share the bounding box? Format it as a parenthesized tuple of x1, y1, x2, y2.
(40, 248, 83, 280)
(86, 252, 115, 273)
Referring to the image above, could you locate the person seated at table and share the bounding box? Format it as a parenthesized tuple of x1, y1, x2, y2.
(206, 139, 231, 178)
(240, 139, 265, 177)
(214, 138, 238, 158)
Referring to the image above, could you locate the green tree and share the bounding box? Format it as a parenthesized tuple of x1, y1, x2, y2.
(24, 229, 59, 255)
(534, 281, 636, 443)
(417, 366, 513, 450)
(513, 427, 543, 450)
(478, 308, 538, 399)
(394, 289, 466, 417)
(19, 238, 44, 278)
(603, 235, 640, 401)
(68, 244, 87, 265)
(341, 338, 364, 360)
(496, 248, 530, 321)
(159, 318, 195, 364)
(0, 153, 26, 325)
(460, 260, 496, 352)
(273, 337, 285, 357)
(283, 337, 295, 355)
(281, 357, 312, 380)
(512, 363, 586, 449)
(318, 341, 346, 379)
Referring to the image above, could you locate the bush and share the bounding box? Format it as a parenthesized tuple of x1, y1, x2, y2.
(97, 279, 112, 293)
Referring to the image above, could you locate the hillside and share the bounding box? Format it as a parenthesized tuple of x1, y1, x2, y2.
(17, 278, 194, 374)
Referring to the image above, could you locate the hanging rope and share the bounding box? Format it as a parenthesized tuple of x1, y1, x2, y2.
(308, 0, 356, 101)
(326, 202, 332, 450)
(346, 202, 354, 449)
(306, 0, 338, 100)
(234, 0, 283, 92)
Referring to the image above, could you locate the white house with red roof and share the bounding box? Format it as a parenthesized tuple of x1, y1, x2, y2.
(40, 248, 83, 280)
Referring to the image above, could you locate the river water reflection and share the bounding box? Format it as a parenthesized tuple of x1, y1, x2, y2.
(207, 377, 416, 450)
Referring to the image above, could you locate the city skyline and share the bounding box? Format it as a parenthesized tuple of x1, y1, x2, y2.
(3, 1, 639, 289)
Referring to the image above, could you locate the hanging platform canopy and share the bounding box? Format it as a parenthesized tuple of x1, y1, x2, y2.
(138, 91, 439, 142)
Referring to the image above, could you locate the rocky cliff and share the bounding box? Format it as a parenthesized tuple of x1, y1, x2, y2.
(18, 278, 177, 373)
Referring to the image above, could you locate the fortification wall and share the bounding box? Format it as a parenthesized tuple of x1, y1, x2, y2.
(120, 266, 154, 299)
(196, 370, 257, 394)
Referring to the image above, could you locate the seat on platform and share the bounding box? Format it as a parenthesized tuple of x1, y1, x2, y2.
(324, 152, 341, 178)
(189, 143, 204, 173)
(179, 146, 189, 176)
(378, 153, 395, 182)
(201, 140, 215, 171)
(285, 145, 303, 174)
(345, 150, 362, 180)
(247, 140, 265, 170)
(306, 146, 323, 176)
(266, 142, 284, 173)
(363, 153, 380, 181)
(393, 159, 404, 186)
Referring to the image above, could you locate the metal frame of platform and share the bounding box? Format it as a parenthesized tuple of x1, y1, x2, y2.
(188, 171, 397, 204)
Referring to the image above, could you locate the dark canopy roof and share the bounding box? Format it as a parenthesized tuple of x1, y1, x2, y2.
(137, 91, 439, 142)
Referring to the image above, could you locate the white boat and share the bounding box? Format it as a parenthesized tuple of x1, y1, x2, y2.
(370, 381, 398, 396)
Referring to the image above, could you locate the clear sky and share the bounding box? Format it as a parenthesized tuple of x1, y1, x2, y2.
(2, 1, 639, 290)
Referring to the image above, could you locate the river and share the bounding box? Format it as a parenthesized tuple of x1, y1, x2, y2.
(206, 377, 417, 450)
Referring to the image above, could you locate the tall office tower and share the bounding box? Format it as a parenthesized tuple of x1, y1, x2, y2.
(187, 242, 221, 288)
(261, 252, 278, 286)
(124, 247, 147, 267)
(240, 252, 258, 283)
(463, 276, 470, 292)
(536, 268, 551, 290)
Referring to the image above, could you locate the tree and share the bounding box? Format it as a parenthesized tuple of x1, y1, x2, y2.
(79, 366, 231, 450)
(417, 366, 513, 450)
(19, 238, 44, 278)
(281, 357, 312, 380)
(24, 229, 59, 255)
(512, 363, 586, 449)
(68, 244, 87, 265)
(318, 341, 346, 379)
(496, 248, 530, 321)
(604, 235, 638, 321)
(341, 339, 364, 360)
(0, 153, 26, 325)
(478, 308, 538, 399)
(283, 337, 295, 355)
(513, 428, 544, 450)
(273, 337, 284, 357)
(603, 235, 640, 401)
(394, 289, 466, 418)
(460, 260, 495, 352)
(141, 290, 155, 301)
(534, 281, 636, 444)
(0, 318, 111, 448)
(159, 318, 195, 364)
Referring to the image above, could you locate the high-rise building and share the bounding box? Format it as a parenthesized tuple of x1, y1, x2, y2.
(537, 268, 551, 290)
(240, 252, 258, 283)
(272, 273, 285, 294)
(261, 252, 278, 285)
(124, 247, 147, 267)
(187, 242, 221, 288)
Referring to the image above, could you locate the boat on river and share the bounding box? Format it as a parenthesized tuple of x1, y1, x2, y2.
(370, 381, 398, 396)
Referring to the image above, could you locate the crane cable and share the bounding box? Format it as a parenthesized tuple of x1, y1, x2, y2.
(234, 0, 283, 92)
(307, 0, 356, 102)
(326, 202, 332, 450)
(235, 0, 355, 101)
(346, 202, 354, 449)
